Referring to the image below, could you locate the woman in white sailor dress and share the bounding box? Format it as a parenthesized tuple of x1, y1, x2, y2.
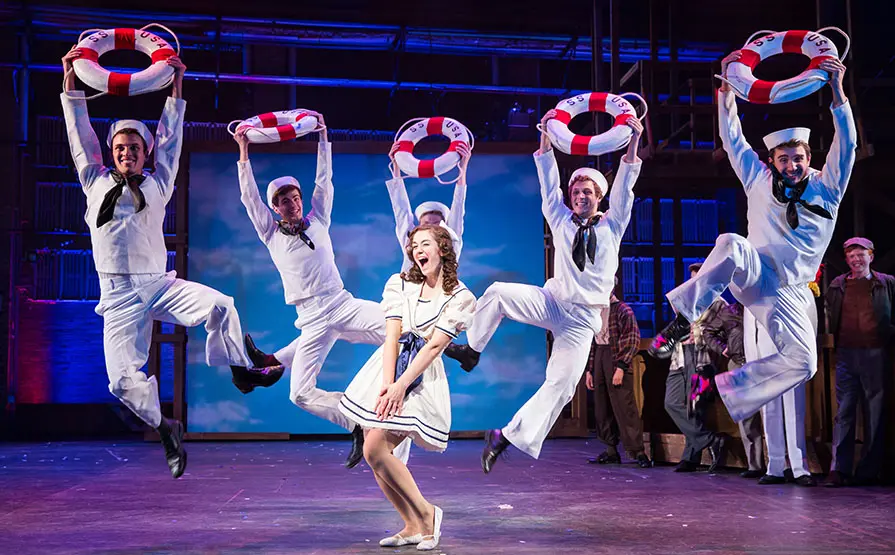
(339, 225, 475, 552)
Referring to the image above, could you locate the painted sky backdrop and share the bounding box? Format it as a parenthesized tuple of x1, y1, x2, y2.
(187, 149, 548, 433)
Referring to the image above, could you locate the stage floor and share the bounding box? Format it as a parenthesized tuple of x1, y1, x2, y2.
(1, 438, 893, 554)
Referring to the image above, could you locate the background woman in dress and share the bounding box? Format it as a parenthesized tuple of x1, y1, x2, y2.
(338, 224, 476, 551)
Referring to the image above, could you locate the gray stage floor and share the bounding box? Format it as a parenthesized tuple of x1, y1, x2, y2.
(1, 438, 893, 554)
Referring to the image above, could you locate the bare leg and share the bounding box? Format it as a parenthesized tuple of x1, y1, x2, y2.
(366, 431, 423, 536)
(363, 428, 435, 536)
(372, 470, 422, 536)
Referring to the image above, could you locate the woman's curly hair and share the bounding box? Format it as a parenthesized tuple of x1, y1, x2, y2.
(400, 225, 459, 294)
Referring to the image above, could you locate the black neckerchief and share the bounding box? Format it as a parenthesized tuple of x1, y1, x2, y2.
(769, 167, 832, 230)
(571, 212, 601, 272)
(277, 218, 315, 250)
(96, 170, 147, 228)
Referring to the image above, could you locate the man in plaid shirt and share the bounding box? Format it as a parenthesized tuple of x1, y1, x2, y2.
(586, 285, 651, 468)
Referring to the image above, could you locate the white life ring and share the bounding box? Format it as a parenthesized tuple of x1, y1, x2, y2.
(542, 92, 647, 156)
(717, 27, 850, 104)
(72, 24, 180, 97)
(227, 110, 321, 143)
(392, 117, 473, 182)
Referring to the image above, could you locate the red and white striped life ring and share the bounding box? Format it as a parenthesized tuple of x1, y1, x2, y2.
(543, 92, 647, 156)
(393, 117, 472, 181)
(718, 27, 849, 104)
(72, 25, 180, 96)
(227, 110, 321, 143)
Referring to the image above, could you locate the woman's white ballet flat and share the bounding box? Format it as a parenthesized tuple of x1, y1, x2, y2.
(416, 505, 443, 551)
(379, 533, 423, 547)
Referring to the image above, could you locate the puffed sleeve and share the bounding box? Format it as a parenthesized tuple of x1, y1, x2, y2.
(434, 288, 477, 339)
(381, 273, 405, 321)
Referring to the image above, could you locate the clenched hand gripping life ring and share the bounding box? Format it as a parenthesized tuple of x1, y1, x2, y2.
(227, 110, 322, 143)
(541, 92, 648, 156)
(69, 24, 181, 98)
(716, 27, 850, 104)
(392, 117, 474, 184)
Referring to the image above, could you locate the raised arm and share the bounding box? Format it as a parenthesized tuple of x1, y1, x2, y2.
(534, 109, 570, 232)
(603, 118, 643, 239)
(386, 143, 415, 272)
(60, 46, 104, 190)
(308, 112, 334, 228)
(447, 142, 471, 241)
(152, 56, 187, 203)
(235, 129, 276, 243)
(718, 51, 766, 192)
(817, 58, 857, 202)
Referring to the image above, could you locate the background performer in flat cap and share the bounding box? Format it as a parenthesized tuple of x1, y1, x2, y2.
(649, 51, 856, 423)
(61, 45, 279, 479)
(445, 110, 643, 473)
(234, 118, 386, 469)
(824, 237, 895, 487)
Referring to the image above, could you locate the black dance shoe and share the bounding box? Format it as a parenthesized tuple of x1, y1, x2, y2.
(245, 333, 284, 369)
(158, 418, 187, 479)
(444, 343, 481, 372)
(635, 453, 653, 468)
(481, 429, 511, 474)
(707, 433, 728, 473)
(647, 313, 692, 360)
(588, 450, 622, 464)
(230, 363, 285, 395)
(345, 425, 365, 469)
(674, 460, 698, 472)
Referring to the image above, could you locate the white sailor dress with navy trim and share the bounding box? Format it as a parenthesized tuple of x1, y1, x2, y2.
(339, 273, 476, 452)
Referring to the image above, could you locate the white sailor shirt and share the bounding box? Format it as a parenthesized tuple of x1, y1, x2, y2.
(237, 143, 344, 305)
(61, 91, 185, 275)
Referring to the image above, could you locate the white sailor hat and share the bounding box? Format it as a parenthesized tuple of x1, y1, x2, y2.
(762, 127, 811, 151)
(267, 176, 302, 209)
(568, 167, 608, 197)
(107, 119, 155, 154)
(414, 201, 451, 223)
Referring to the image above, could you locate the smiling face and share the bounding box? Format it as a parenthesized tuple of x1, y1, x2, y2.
(111, 131, 146, 176)
(569, 178, 603, 219)
(273, 186, 304, 224)
(411, 228, 443, 279)
(770, 143, 811, 186)
(845, 246, 873, 277)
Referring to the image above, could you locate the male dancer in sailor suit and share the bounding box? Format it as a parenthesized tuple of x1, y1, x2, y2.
(648, 52, 855, 424)
(745, 307, 817, 486)
(385, 141, 471, 273)
(447, 111, 643, 473)
(234, 121, 387, 468)
(255, 142, 472, 364)
(61, 46, 280, 479)
(243, 142, 472, 466)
